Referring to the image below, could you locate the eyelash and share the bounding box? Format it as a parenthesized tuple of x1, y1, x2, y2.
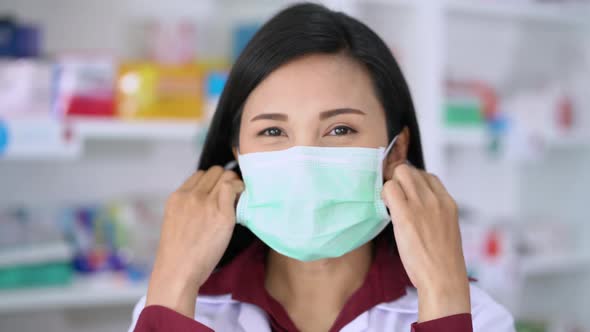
(328, 125, 357, 136)
(257, 126, 357, 137)
(258, 127, 284, 137)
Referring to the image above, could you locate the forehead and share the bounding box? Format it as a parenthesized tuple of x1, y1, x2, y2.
(242, 53, 381, 119)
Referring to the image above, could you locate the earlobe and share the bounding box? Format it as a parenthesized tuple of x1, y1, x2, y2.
(383, 127, 410, 181)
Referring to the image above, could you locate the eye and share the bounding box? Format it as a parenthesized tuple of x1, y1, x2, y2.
(259, 127, 284, 137)
(328, 126, 356, 136)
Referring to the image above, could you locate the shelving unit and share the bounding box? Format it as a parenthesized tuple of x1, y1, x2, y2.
(72, 119, 202, 142)
(521, 253, 590, 278)
(443, 126, 590, 150)
(445, 0, 589, 26)
(0, 0, 589, 331)
(0, 118, 203, 160)
(1, 253, 587, 314)
(443, 127, 488, 147)
(0, 275, 147, 313)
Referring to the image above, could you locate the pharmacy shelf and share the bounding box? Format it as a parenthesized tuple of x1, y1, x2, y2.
(443, 127, 590, 150)
(0, 118, 204, 161)
(521, 253, 590, 278)
(72, 118, 203, 141)
(354, 0, 589, 26)
(1, 143, 80, 161)
(0, 118, 81, 161)
(443, 126, 488, 147)
(354, 0, 415, 8)
(446, 0, 590, 26)
(0, 275, 147, 313)
(545, 134, 590, 149)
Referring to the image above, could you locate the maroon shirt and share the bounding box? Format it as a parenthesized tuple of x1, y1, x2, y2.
(133, 235, 473, 332)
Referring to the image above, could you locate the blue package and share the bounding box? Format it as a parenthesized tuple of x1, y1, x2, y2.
(232, 23, 260, 62)
(15, 24, 41, 58)
(0, 17, 17, 56)
(0, 120, 9, 156)
(206, 71, 228, 98)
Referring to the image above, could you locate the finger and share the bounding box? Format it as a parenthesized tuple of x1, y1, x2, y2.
(179, 170, 204, 191)
(381, 179, 409, 218)
(393, 164, 429, 203)
(217, 179, 245, 214)
(194, 166, 225, 194)
(424, 173, 449, 197)
(209, 170, 239, 198)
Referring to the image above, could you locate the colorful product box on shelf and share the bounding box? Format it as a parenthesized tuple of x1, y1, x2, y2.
(233, 23, 260, 61)
(14, 24, 41, 58)
(53, 55, 116, 118)
(0, 17, 41, 58)
(60, 198, 163, 281)
(116, 62, 204, 120)
(0, 207, 74, 289)
(0, 17, 18, 57)
(204, 70, 228, 124)
(199, 59, 229, 124)
(145, 20, 196, 65)
(445, 80, 498, 127)
(0, 59, 52, 117)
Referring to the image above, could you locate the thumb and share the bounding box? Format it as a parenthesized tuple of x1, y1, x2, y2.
(381, 179, 409, 221)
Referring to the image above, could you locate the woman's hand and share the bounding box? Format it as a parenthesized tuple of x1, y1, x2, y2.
(381, 164, 470, 323)
(146, 166, 244, 318)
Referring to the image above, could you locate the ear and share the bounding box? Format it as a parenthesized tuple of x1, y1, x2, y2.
(383, 126, 410, 181)
(232, 146, 238, 161)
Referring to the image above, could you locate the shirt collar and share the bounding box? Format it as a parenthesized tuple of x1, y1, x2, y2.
(199, 234, 413, 331)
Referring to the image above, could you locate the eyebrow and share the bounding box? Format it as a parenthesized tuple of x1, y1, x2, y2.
(250, 113, 288, 122)
(320, 108, 366, 120)
(250, 108, 366, 122)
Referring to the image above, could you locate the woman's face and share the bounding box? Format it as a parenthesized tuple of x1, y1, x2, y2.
(238, 53, 390, 154)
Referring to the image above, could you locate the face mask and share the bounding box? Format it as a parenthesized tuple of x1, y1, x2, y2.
(236, 136, 397, 261)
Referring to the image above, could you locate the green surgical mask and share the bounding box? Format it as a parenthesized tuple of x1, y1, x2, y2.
(236, 137, 397, 261)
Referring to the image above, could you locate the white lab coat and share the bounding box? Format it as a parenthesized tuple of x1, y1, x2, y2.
(128, 284, 515, 331)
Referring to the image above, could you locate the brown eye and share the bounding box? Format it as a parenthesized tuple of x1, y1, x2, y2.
(329, 126, 356, 136)
(261, 127, 283, 136)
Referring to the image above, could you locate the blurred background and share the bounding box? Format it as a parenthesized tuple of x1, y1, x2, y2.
(0, 0, 588, 331)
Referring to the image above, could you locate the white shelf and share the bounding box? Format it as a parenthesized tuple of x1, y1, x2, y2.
(355, 0, 415, 8)
(1, 144, 81, 161)
(0, 118, 81, 161)
(0, 242, 72, 267)
(521, 253, 590, 277)
(72, 118, 203, 141)
(544, 134, 590, 149)
(0, 117, 205, 160)
(0, 275, 147, 313)
(443, 127, 590, 150)
(443, 126, 489, 147)
(446, 0, 590, 26)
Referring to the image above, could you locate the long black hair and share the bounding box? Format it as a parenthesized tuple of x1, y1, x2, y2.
(198, 2, 424, 267)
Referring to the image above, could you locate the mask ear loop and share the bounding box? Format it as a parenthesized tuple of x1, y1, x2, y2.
(224, 160, 239, 170)
(381, 134, 399, 164)
(378, 135, 399, 221)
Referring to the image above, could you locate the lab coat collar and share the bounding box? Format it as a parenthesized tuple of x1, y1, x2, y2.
(199, 233, 413, 332)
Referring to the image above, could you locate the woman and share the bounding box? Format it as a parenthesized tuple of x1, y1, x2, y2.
(129, 3, 514, 332)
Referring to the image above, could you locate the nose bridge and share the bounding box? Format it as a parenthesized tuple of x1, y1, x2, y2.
(291, 116, 319, 147)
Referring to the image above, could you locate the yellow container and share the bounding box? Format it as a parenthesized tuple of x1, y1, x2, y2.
(117, 62, 204, 120)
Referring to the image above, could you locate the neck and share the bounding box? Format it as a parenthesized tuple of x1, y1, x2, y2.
(265, 243, 373, 331)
